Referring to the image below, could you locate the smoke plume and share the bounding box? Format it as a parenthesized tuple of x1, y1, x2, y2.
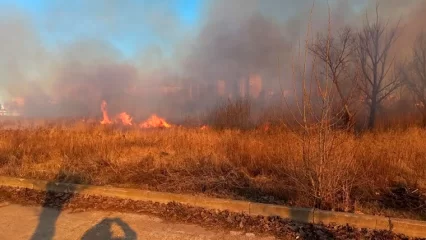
(0, 0, 424, 120)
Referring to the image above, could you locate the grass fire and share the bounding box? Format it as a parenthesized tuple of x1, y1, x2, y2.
(99, 100, 171, 128)
(0, 0, 425, 232)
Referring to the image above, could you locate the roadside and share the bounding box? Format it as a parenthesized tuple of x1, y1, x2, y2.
(0, 126, 425, 221)
(0, 186, 417, 240)
(0, 203, 276, 240)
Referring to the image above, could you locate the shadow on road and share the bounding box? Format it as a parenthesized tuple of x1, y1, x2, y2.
(29, 171, 137, 240)
(30, 171, 79, 240)
(289, 207, 335, 239)
(81, 218, 137, 240)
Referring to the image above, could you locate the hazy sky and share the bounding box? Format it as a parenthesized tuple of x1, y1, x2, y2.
(0, 0, 419, 115)
(0, 0, 204, 57)
(0, 0, 370, 58)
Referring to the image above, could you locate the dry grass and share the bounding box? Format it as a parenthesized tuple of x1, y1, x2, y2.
(0, 118, 425, 220)
(208, 98, 253, 130)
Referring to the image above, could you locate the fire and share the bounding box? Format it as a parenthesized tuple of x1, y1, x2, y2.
(415, 102, 425, 108)
(263, 122, 270, 132)
(117, 112, 133, 126)
(100, 101, 132, 125)
(99, 100, 171, 128)
(139, 114, 171, 129)
(100, 100, 112, 125)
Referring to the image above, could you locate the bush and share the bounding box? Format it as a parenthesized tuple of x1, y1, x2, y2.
(208, 98, 252, 130)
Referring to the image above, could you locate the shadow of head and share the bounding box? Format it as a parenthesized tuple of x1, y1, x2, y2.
(41, 170, 86, 209)
(81, 218, 137, 240)
(30, 171, 88, 240)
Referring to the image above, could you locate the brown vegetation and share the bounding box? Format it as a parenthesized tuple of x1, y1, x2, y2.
(0, 118, 425, 220)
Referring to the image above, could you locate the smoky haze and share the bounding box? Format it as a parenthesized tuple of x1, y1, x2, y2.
(0, 0, 424, 120)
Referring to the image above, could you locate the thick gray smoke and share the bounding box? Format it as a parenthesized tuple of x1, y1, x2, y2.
(0, 0, 424, 120)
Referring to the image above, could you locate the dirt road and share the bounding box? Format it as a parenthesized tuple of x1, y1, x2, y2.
(0, 202, 276, 240)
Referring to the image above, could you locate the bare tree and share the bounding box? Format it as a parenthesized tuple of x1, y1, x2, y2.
(309, 27, 358, 129)
(281, 2, 359, 211)
(357, 4, 401, 129)
(401, 32, 426, 126)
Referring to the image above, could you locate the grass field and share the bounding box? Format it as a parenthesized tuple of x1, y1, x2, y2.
(0, 118, 425, 220)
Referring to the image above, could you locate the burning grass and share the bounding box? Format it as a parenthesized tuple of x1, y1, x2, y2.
(99, 100, 172, 128)
(0, 120, 425, 220)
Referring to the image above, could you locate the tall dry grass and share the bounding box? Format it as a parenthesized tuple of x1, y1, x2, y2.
(207, 98, 253, 130)
(0, 119, 425, 219)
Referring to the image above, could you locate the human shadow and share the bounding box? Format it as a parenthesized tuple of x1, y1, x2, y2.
(378, 182, 426, 220)
(30, 171, 82, 240)
(81, 218, 137, 240)
(289, 207, 336, 239)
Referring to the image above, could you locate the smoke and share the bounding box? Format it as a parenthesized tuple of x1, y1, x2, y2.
(0, 0, 425, 119)
(0, 10, 48, 100)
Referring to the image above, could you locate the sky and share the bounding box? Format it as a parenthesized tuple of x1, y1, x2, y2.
(0, 0, 205, 58)
(0, 0, 371, 58)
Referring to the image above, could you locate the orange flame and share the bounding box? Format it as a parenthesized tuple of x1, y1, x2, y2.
(200, 125, 209, 130)
(100, 100, 112, 125)
(117, 112, 133, 125)
(139, 114, 171, 129)
(416, 102, 425, 108)
(263, 122, 270, 132)
(100, 100, 171, 128)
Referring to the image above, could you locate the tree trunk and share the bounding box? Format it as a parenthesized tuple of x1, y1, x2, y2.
(342, 110, 355, 131)
(368, 97, 377, 129)
(232, 80, 240, 100)
(422, 111, 426, 128)
(245, 77, 250, 99)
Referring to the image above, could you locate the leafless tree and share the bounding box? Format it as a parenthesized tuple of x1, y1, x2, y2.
(356, 3, 401, 129)
(401, 32, 426, 126)
(281, 2, 359, 211)
(309, 27, 358, 129)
